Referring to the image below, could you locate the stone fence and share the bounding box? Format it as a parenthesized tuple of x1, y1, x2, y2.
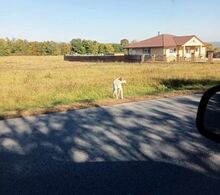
(64, 55, 142, 63)
(64, 53, 214, 63)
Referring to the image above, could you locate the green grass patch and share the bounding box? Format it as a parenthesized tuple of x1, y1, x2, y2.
(0, 56, 220, 115)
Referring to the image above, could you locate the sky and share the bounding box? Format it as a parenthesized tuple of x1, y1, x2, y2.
(0, 0, 219, 43)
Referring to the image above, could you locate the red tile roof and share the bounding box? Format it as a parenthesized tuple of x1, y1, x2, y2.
(126, 34, 204, 48)
(174, 35, 194, 46)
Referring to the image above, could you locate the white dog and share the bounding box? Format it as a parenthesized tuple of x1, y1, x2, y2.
(113, 77, 126, 99)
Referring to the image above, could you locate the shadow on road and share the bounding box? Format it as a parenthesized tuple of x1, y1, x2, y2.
(160, 78, 220, 90)
(1, 95, 220, 194)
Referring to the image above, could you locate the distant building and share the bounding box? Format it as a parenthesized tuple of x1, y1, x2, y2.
(126, 34, 207, 62)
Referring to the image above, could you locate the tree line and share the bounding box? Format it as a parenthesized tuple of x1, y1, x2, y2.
(0, 38, 129, 56)
(0, 38, 70, 56)
(70, 39, 129, 55)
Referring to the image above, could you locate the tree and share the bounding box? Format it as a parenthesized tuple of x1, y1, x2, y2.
(70, 39, 85, 54)
(91, 41, 99, 54)
(82, 39, 93, 54)
(28, 42, 37, 55)
(112, 44, 123, 53)
(0, 39, 9, 56)
(120, 39, 129, 48)
(0, 37, 130, 56)
(98, 44, 105, 54)
(9, 39, 29, 55)
(104, 44, 114, 54)
(120, 39, 129, 54)
(60, 43, 70, 55)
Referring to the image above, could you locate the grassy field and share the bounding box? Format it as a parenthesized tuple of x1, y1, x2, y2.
(0, 56, 220, 117)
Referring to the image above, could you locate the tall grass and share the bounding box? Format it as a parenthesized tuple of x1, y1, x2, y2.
(0, 56, 219, 114)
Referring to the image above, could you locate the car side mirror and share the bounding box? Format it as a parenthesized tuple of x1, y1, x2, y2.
(196, 85, 220, 143)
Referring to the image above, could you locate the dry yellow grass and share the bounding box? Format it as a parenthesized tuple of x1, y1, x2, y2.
(0, 56, 220, 117)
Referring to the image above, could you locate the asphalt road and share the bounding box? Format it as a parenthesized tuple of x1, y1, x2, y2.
(1, 94, 220, 195)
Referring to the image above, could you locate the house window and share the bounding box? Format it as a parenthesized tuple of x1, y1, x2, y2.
(169, 48, 176, 53)
(195, 47, 199, 52)
(144, 48, 151, 54)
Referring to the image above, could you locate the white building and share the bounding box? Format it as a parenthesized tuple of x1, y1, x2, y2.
(126, 34, 207, 62)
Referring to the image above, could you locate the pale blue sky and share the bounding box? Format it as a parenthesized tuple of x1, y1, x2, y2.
(0, 0, 219, 43)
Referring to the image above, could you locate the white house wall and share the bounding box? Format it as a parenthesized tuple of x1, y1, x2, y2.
(128, 39, 207, 61)
(151, 48, 164, 56)
(129, 48, 164, 56)
(129, 48, 144, 55)
(184, 36, 204, 47)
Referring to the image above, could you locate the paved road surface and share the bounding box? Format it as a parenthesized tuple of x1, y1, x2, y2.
(1, 94, 220, 195)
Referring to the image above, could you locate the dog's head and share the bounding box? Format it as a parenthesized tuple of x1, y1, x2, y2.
(121, 80, 126, 84)
(117, 77, 126, 84)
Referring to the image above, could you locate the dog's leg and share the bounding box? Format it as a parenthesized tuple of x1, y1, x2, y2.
(119, 88, 123, 99)
(113, 83, 116, 99)
(113, 89, 117, 99)
(116, 89, 119, 99)
(118, 88, 122, 99)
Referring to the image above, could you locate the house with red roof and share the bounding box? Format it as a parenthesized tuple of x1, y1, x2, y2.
(126, 34, 207, 62)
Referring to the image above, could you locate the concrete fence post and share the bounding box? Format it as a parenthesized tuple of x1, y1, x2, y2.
(176, 54, 180, 63)
(141, 54, 145, 63)
(163, 55, 167, 62)
(208, 52, 214, 63)
(191, 53, 195, 63)
(152, 54, 156, 62)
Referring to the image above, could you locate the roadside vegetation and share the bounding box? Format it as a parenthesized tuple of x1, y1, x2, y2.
(0, 38, 129, 56)
(0, 56, 219, 117)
